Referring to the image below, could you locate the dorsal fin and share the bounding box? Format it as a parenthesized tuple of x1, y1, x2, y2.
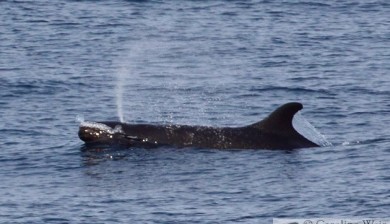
(250, 102, 303, 136)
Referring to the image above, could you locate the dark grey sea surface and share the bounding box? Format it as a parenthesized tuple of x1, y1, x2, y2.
(1, 0, 389, 223)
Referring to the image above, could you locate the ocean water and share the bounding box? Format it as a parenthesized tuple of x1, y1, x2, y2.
(1, 0, 389, 223)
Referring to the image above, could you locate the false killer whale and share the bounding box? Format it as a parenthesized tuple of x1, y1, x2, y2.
(78, 102, 319, 150)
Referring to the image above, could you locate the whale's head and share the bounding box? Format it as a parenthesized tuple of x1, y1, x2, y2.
(78, 122, 124, 145)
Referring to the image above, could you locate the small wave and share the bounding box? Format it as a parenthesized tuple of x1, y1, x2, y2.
(341, 141, 361, 146)
(286, 1, 331, 8)
(26, 19, 48, 23)
(0, 67, 23, 71)
(342, 138, 390, 146)
(249, 86, 333, 95)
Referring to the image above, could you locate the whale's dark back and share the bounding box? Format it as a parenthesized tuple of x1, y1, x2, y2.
(79, 102, 319, 150)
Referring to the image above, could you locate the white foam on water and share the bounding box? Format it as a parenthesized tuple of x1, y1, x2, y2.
(80, 121, 123, 134)
(293, 112, 333, 147)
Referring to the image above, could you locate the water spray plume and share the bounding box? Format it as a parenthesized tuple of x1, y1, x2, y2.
(116, 67, 126, 123)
